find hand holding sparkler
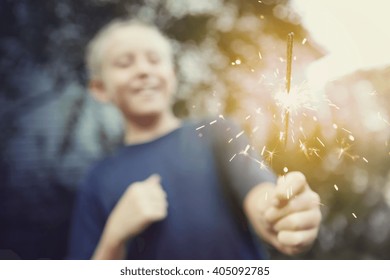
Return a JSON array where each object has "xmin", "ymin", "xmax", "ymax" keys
[{"xmin": 244, "ymin": 172, "xmax": 322, "ymax": 255}]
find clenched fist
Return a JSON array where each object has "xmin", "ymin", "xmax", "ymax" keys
[
  {"xmin": 93, "ymin": 174, "xmax": 168, "ymax": 259},
  {"xmin": 244, "ymin": 171, "xmax": 322, "ymax": 256}
]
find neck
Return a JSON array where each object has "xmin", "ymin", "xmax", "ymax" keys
[{"xmin": 124, "ymin": 111, "xmax": 181, "ymax": 145}]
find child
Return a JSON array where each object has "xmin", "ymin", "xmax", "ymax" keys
[{"xmin": 68, "ymin": 18, "xmax": 321, "ymax": 259}]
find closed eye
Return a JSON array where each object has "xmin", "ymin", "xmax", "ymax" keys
[{"xmin": 114, "ymin": 55, "xmax": 134, "ymax": 68}]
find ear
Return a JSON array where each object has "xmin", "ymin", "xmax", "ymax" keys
[{"xmin": 88, "ymin": 79, "xmax": 111, "ymax": 103}]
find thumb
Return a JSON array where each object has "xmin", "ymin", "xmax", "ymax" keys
[
  {"xmin": 273, "ymin": 175, "xmax": 289, "ymax": 207},
  {"xmin": 145, "ymin": 174, "xmax": 161, "ymax": 185}
]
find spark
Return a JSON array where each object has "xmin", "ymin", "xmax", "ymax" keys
[
  {"xmin": 329, "ymin": 103, "xmax": 340, "ymax": 110},
  {"xmin": 283, "ymin": 167, "xmax": 289, "ymax": 173},
  {"xmin": 362, "ymin": 157, "xmax": 368, "ymax": 163},
  {"xmin": 264, "ymin": 149, "xmax": 276, "ymax": 164},
  {"xmin": 352, "ymin": 213, "xmax": 357, "ymax": 219},
  {"xmin": 299, "ymin": 126, "xmax": 307, "ymax": 139},
  {"xmin": 240, "ymin": 144, "xmax": 251, "ymax": 155},
  {"xmin": 316, "ymin": 137, "xmax": 325, "ymax": 147},
  {"xmin": 209, "ymin": 120, "xmax": 217, "ymax": 125},
  {"xmin": 348, "ymin": 135, "xmax": 355, "ymax": 141},
  {"xmin": 299, "ymin": 140, "xmax": 310, "ymax": 159},
  {"xmin": 302, "ymin": 38, "xmax": 307, "ymax": 45},
  {"xmin": 342, "ymin": 127, "xmax": 352, "ymax": 134},
  {"xmin": 236, "ymin": 130, "xmax": 245, "ymax": 138},
  {"xmin": 334, "ymin": 184, "xmax": 339, "ymax": 191},
  {"xmin": 258, "ymin": 51, "xmax": 263, "ymax": 60},
  {"xmin": 333, "ymin": 123, "xmax": 338, "ymax": 129},
  {"xmin": 240, "ymin": 151, "xmax": 268, "ymax": 170},
  {"xmin": 378, "ymin": 112, "xmax": 390, "ymax": 126},
  {"xmin": 235, "ymin": 59, "xmax": 241, "ymax": 65},
  {"xmin": 261, "ymin": 145, "xmax": 266, "ymax": 156},
  {"xmin": 309, "ymin": 148, "xmax": 321, "ymax": 158},
  {"xmin": 245, "ymin": 115, "xmax": 251, "ymax": 120},
  {"xmin": 218, "ymin": 114, "xmax": 225, "ymax": 120},
  {"xmin": 252, "ymin": 126, "xmax": 259, "ymax": 133},
  {"xmin": 337, "ymin": 140, "xmax": 359, "ymax": 161},
  {"xmin": 228, "ymin": 138, "xmax": 233, "ymax": 143},
  {"xmin": 196, "ymin": 125, "xmax": 205, "ymax": 130},
  {"xmin": 229, "ymin": 154, "xmax": 237, "ymax": 162},
  {"xmin": 264, "ymin": 191, "xmax": 268, "ymax": 201}
]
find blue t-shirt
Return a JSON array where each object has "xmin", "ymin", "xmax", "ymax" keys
[{"xmin": 68, "ymin": 119, "xmax": 276, "ymax": 259}]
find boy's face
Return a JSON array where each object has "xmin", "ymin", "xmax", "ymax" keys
[{"xmin": 93, "ymin": 25, "xmax": 176, "ymax": 119}]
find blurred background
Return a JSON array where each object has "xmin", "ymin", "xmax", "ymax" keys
[{"xmin": 0, "ymin": 0, "xmax": 389, "ymax": 259}]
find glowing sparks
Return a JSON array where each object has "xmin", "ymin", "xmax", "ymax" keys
[
  {"xmin": 209, "ymin": 120, "xmax": 217, "ymax": 125},
  {"xmin": 229, "ymin": 154, "xmax": 237, "ymax": 162},
  {"xmin": 334, "ymin": 184, "xmax": 339, "ymax": 191},
  {"xmin": 274, "ymin": 85, "xmax": 315, "ymax": 113},
  {"xmin": 218, "ymin": 114, "xmax": 225, "ymax": 120},
  {"xmin": 362, "ymin": 157, "xmax": 368, "ymax": 163},
  {"xmin": 228, "ymin": 138, "xmax": 233, "ymax": 143},
  {"xmin": 196, "ymin": 125, "xmax": 205, "ymax": 131},
  {"xmin": 352, "ymin": 213, "xmax": 357, "ymax": 219},
  {"xmin": 283, "ymin": 167, "xmax": 289, "ymax": 173},
  {"xmin": 235, "ymin": 59, "xmax": 241, "ymax": 65},
  {"xmin": 302, "ymin": 38, "xmax": 307, "ymax": 45}
]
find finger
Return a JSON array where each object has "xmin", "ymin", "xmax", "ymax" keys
[
  {"xmin": 274, "ymin": 172, "xmax": 307, "ymax": 206},
  {"xmin": 277, "ymin": 228, "xmax": 318, "ymax": 248},
  {"xmin": 273, "ymin": 208, "xmax": 322, "ymax": 232},
  {"xmin": 265, "ymin": 191, "xmax": 320, "ymax": 224}
]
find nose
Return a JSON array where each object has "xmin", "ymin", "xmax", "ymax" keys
[{"xmin": 134, "ymin": 57, "xmax": 152, "ymax": 77}]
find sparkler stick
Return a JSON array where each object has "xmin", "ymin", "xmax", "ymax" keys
[{"xmin": 284, "ymin": 32, "xmax": 294, "ymax": 147}]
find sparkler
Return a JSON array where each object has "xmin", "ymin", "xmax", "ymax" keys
[{"xmin": 283, "ymin": 32, "xmax": 294, "ymax": 148}]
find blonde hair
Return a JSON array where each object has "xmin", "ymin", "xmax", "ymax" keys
[{"xmin": 85, "ymin": 18, "xmax": 173, "ymax": 80}]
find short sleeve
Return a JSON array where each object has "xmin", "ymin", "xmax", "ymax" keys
[
  {"xmin": 209, "ymin": 119, "xmax": 276, "ymax": 205},
  {"xmin": 67, "ymin": 170, "xmax": 107, "ymax": 259}
]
